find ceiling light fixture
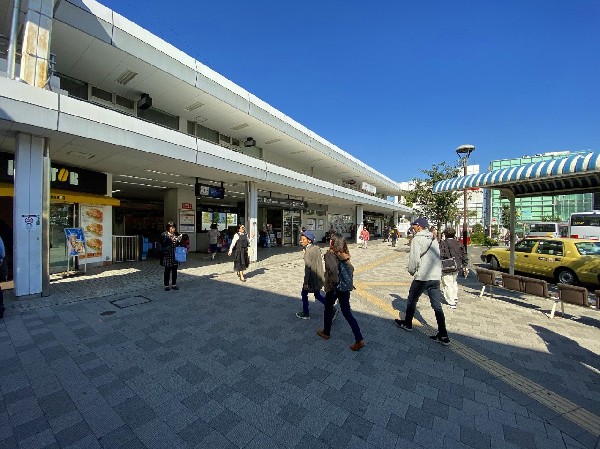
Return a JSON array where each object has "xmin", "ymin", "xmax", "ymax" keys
[{"xmin": 265, "ymin": 139, "xmax": 282, "ymax": 145}]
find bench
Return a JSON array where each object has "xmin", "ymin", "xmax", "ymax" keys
[
  {"xmin": 475, "ymin": 267, "xmax": 499, "ymax": 297},
  {"xmin": 475, "ymin": 268, "xmax": 562, "ymax": 318}
]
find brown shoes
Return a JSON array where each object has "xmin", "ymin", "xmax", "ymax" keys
[
  {"xmin": 316, "ymin": 329, "xmax": 330, "ymax": 340},
  {"xmin": 350, "ymin": 340, "xmax": 365, "ymax": 351}
]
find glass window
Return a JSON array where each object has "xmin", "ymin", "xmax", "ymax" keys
[
  {"xmin": 515, "ymin": 240, "xmax": 536, "ymax": 253},
  {"xmin": 536, "ymin": 240, "xmax": 563, "ymax": 256},
  {"xmin": 58, "ymin": 74, "xmax": 88, "ymax": 100},
  {"xmin": 574, "ymin": 242, "xmax": 600, "ymax": 256},
  {"xmin": 196, "ymin": 125, "xmax": 219, "ymax": 143},
  {"xmin": 138, "ymin": 108, "xmax": 179, "ymax": 130}
]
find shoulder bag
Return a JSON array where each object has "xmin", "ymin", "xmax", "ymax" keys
[{"xmin": 440, "ymin": 240, "xmax": 458, "ymax": 273}]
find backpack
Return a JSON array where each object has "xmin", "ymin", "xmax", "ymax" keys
[{"xmin": 337, "ymin": 260, "xmax": 355, "ymax": 292}]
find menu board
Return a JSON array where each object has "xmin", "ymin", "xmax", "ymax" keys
[{"xmin": 80, "ymin": 205, "xmax": 107, "ymax": 259}]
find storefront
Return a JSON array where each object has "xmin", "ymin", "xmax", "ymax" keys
[
  {"xmin": 0, "ymin": 152, "xmax": 119, "ymax": 276},
  {"xmin": 258, "ymin": 197, "xmax": 308, "ymax": 246}
]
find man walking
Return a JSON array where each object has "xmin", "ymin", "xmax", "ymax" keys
[
  {"xmin": 440, "ymin": 227, "xmax": 469, "ymax": 309},
  {"xmin": 296, "ymin": 230, "xmax": 338, "ymax": 320},
  {"xmin": 394, "ymin": 217, "xmax": 450, "ymax": 345}
]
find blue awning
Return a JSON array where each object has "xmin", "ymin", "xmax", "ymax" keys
[{"xmin": 433, "ymin": 151, "xmax": 600, "ymax": 197}]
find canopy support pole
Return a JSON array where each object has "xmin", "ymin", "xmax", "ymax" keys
[{"xmin": 501, "ymin": 189, "xmax": 516, "ymax": 275}]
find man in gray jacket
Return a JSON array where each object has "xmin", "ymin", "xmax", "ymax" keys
[
  {"xmin": 296, "ymin": 230, "xmax": 329, "ymax": 319},
  {"xmin": 394, "ymin": 217, "xmax": 450, "ymax": 345}
]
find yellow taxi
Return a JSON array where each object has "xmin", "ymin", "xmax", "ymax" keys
[{"xmin": 481, "ymin": 238, "xmax": 600, "ymax": 285}]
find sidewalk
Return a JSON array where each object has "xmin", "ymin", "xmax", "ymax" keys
[{"xmin": 1, "ymin": 239, "xmax": 599, "ymax": 448}]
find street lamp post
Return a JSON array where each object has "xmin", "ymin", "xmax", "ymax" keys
[{"xmin": 456, "ymin": 144, "xmax": 475, "ymax": 253}]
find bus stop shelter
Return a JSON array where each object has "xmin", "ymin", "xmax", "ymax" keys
[{"xmin": 433, "ymin": 151, "xmax": 600, "ymax": 274}]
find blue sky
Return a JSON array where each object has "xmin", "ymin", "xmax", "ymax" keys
[{"xmin": 101, "ymin": 0, "xmax": 599, "ymax": 182}]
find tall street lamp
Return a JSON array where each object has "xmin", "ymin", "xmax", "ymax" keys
[{"xmin": 456, "ymin": 144, "xmax": 475, "ymax": 253}]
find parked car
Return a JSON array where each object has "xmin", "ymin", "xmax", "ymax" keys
[{"xmin": 480, "ymin": 238, "xmax": 600, "ymax": 285}]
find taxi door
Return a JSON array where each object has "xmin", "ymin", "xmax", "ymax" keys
[
  {"xmin": 530, "ymin": 240, "xmax": 564, "ymax": 277},
  {"xmin": 513, "ymin": 239, "xmax": 538, "ymax": 272}
]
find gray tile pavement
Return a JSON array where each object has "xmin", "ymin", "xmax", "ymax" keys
[{"xmin": 0, "ymin": 240, "xmax": 599, "ymax": 448}]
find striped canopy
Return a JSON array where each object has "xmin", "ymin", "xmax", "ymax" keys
[{"xmin": 433, "ymin": 151, "xmax": 600, "ymax": 197}]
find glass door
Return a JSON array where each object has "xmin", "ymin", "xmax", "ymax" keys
[{"xmin": 50, "ymin": 203, "xmax": 76, "ymax": 273}]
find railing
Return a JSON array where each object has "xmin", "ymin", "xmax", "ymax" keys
[{"xmin": 112, "ymin": 235, "xmax": 139, "ymax": 262}]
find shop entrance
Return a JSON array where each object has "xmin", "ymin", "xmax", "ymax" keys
[{"xmin": 50, "ymin": 203, "xmax": 77, "ymax": 273}]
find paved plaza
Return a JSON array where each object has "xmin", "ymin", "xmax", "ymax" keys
[{"xmin": 1, "ymin": 240, "xmax": 599, "ymax": 449}]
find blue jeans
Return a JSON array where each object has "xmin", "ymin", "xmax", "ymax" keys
[
  {"xmin": 403, "ymin": 280, "xmax": 448, "ymax": 338},
  {"xmin": 301, "ymin": 289, "xmax": 326, "ymax": 315},
  {"xmin": 323, "ymin": 290, "xmax": 363, "ymax": 342}
]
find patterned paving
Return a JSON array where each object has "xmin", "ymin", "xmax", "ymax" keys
[{"xmin": 0, "ymin": 240, "xmax": 599, "ymax": 448}]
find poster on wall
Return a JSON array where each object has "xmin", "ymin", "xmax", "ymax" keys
[
  {"xmin": 179, "ymin": 210, "xmax": 195, "ymax": 233},
  {"xmin": 80, "ymin": 205, "xmax": 108, "ymax": 259},
  {"xmin": 306, "ymin": 219, "xmax": 315, "ymax": 231}
]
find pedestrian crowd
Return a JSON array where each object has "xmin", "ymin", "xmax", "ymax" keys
[{"xmin": 1, "ymin": 217, "xmax": 468, "ymax": 352}]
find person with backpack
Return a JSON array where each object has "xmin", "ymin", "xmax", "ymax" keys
[
  {"xmin": 316, "ymin": 233, "xmax": 365, "ymax": 351},
  {"xmin": 439, "ymin": 228, "xmax": 469, "ymax": 309}
]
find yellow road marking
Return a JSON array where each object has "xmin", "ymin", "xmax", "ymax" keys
[
  {"xmin": 353, "ymin": 253, "xmax": 600, "ymax": 437},
  {"xmin": 357, "ymin": 281, "xmax": 411, "ymax": 287}
]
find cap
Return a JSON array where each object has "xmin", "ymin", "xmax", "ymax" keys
[
  {"xmin": 167, "ymin": 221, "xmax": 175, "ymax": 227},
  {"xmin": 410, "ymin": 217, "xmax": 429, "ymax": 228},
  {"xmin": 301, "ymin": 230, "xmax": 316, "ymax": 242}
]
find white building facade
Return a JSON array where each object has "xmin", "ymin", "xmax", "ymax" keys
[{"xmin": 0, "ymin": 0, "xmax": 412, "ymax": 296}]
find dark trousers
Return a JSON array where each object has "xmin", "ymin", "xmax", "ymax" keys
[
  {"xmin": 301, "ymin": 289, "xmax": 326, "ymax": 315},
  {"xmin": 391, "ymin": 237, "xmax": 397, "ymax": 247},
  {"xmin": 164, "ymin": 266, "xmax": 177, "ymax": 286},
  {"xmin": 323, "ymin": 290, "xmax": 363, "ymax": 342},
  {"xmin": 403, "ymin": 279, "xmax": 448, "ymax": 338}
]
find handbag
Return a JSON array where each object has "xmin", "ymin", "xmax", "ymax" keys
[
  {"xmin": 174, "ymin": 246, "xmax": 187, "ymax": 263},
  {"xmin": 441, "ymin": 257, "xmax": 458, "ymax": 273},
  {"xmin": 337, "ymin": 260, "xmax": 355, "ymax": 292},
  {"xmin": 440, "ymin": 240, "xmax": 457, "ymax": 273}
]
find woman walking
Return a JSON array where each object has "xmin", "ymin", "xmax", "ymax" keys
[
  {"xmin": 228, "ymin": 224, "xmax": 250, "ymax": 281},
  {"xmin": 317, "ymin": 233, "xmax": 365, "ymax": 351},
  {"xmin": 160, "ymin": 221, "xmax": 181, "ymax": 291}
]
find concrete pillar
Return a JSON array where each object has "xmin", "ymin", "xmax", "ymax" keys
[
  {"xmin": 13, "ymin": 133, "xmax": 44, "ymax": 296},
  {"xmin": 164, "ymin": 188, "xmax": 197, "ymax": 250},
  {"xmin": 19, "ymin": 0, "xmax": 55, "ymax": 87},
  {"xmin": 393, "ymin": 211, "xmax": 399, "ymax": 227},
  {"xmin": 355, "ymin": 205, "xmax": 364, "ymax": 244},
  {"xmin": 245, "ymin": 181, "xmax": 258, "ymax": 262}
]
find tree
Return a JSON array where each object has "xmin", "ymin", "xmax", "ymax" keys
[
  {"xmin": 500, "ymin": 204, "xmax": 521, "ymax": 229},
  {"xmin": 405, "ymin": 162, "xmax": 461, "ymax": 236}
]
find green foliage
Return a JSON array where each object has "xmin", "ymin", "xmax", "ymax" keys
[
  {"xmin": 500, "ymin": 204, "xmax": 521, "ymax": 228},
  {"xmin": 470, "ymin": 230, "xmax": 498, "ymax": 246},
  {"xmin": 472, "ymin": 223, "xmax": 484, "ymax": 234},
  {"xmin": 406, "ymin": 161, "xmax": 461, "ymax": 231}
]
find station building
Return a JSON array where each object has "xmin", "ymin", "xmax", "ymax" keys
[{"xmin": 0, "ymin": 0, "xmax": 413, "ymax": 296}]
